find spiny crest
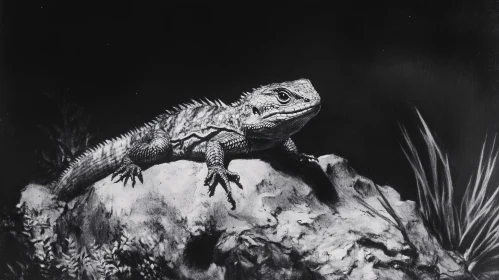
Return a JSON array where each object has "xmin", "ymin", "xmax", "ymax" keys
[
  {"xmin": 230, "ymin": 91, "xmax": 252, "ymax": 107},
  {"xmin": 229, "ymin": 83, "xmax": 279, "ymax": 107},
  {"xmin": 166, "ymin": 97, "xmax": 228, "ymax": 113}
]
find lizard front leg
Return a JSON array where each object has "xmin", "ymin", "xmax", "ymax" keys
[
  {"xmin": 204, "ymin": 132, "xmax": 249, "ymax": 210},
  {"xmin": 281, "ymin": 137, "xmax": 339, "ymax": 203},
  {"xmin": 282, "ymin": 138, "xmax": 319, "ymax": 163},
  {"xmin": 112, "ymin": 129, "xmax": 171, "ymax": 187}
]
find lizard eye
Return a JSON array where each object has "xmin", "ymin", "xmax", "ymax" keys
[
  {"xmin": 275, "ymin": 88, "xmax": 291, "ymax": 103},
  {"xmin": 252, "ymin": 106, "xmax": 260, "ymax": 115}
]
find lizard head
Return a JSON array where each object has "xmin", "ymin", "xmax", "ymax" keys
[{"xmin": 238, "ymin": 78, "xmax": 321, "ymax": 140}]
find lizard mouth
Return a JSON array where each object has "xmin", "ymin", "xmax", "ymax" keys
[{"xmin": 262, "ymin": 104, "xmax": 321, "ymax": 120}]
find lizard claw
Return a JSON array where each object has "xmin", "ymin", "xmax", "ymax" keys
[
  {"xmin": 227, "ymin": 170, "xmax": 240, "ymax": 182},
  {"xmin": 131, "ymin": 167, "xmax": 142, "ymax": 187},
  {"xmin": 204, "ymin": 166, "xmax": 240, "ymax": 210},
  {"xmin": 111, "ymin": 165, "xmax": 126, "ymax": 180},
  {"xmin": 299, "ymin": 153, "xmax": 319, "ymax": 164},
  {"xmin": 113, "ymin": 163, "xmax": 143, "ymax": 187}
]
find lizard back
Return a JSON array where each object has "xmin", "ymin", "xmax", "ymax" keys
[{"xmin": 159, "ymin": 100, "xmax": 244, "ymax": 159}]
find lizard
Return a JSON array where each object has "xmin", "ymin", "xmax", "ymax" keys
[{"xmin": 51, "ymin": 78, "xmax": 323, "ymax": 210}]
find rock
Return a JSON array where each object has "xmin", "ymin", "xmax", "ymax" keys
[{"xmin": 19, "ymin": 154, "xmax": 469, "ymax": 279}]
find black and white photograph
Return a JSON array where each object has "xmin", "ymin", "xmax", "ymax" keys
[{"xmin": 1, "ymin": 1, "xmax": 499, "ymax": 279}]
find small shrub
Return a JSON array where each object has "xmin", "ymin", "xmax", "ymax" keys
[
  {"xmin": 1, "ymin": 208, "xmax": 179, "ymax": 280},
  {"xmin": 401, "ymin": 108, "xmax": 499, "ymax": 276},
  {"xmin": 37, "ymin": 91, "xmax": 93, "ymax": 182}
]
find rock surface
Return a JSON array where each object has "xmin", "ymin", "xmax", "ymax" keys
[{"xmin": 19, "ymin": 154, "xmax": 469, "ymax": 279}]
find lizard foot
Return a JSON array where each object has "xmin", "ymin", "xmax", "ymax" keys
[
  {"xmin": 204, "ymin": 166, "xmax": 241, "ymax": 210},
  {"xmin": 112, "ymin": 162, "xmax": 143, "ymax": 187},
  {"xmin": 298, "ymin": 153, "xmax": 319, "ymax": 164}
]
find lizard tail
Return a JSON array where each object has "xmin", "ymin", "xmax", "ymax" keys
[{"xmin": 51, "ymin": 127, "xmax": 151, "ymax": 201}]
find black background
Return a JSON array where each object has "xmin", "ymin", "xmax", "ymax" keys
[{"xmin": 1, "ymin": 1, "xmax": 499, "ymax": 206}]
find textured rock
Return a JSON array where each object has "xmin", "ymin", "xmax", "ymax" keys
[{"xmin": 19, "ymin": 154, "xmax": 468, "ymax": 279}]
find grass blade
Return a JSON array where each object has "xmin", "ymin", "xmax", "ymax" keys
[{"xmin": 401, "ymin": 107, "xmax": 499, "ymax": 274}]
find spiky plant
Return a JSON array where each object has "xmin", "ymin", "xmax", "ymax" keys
[
  {"xmin": 401, "ymin": 108, "xmax": 499, "ymax": 275},
  {"xmin": 38, "ymin": 91, "xmax": 93, "ymax": 181}
]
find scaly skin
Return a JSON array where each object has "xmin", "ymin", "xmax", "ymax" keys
[{"xmin": 53, "ymin": 79, "xmax": 322, "ymax": 209}]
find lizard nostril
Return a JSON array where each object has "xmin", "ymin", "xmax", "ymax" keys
[{"xmin": 304, "ymin": 98, "xmax": 310, "ymax": 102}]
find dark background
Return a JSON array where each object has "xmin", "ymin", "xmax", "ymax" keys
[{"xmin": 1, "ymin": 1, "xmax": 499, "ymax": 206}]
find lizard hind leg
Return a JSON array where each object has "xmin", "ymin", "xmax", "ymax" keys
[
  {"xmin": 112, "ymin": 129, "xmax": 171, "ymax": 187},
  {"xmin": 112, "ymin": 157, "xmax": 144, "ymax": 187}
]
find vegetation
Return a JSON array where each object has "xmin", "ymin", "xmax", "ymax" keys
[
  {"xmin": 0, "ymin": 204, "xmax": 177, "ymax": 280},
  {"xmin": 37, "ymin": 91, "xmax": 93, "ymax": 182},
  {"xmin": 401, "ymin": 109, "xmax": 499, "ymax": 276}
]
